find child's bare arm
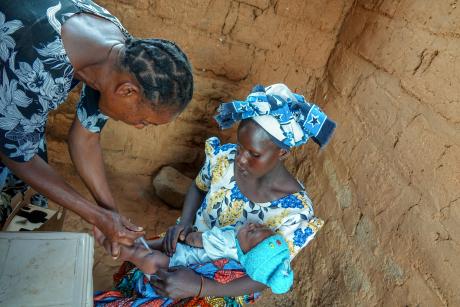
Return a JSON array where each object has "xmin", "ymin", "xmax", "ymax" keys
[
  {"xmin": 101, "ymin": 237, "xmax": 170, "ymax": 274},
  {"xmin": 146, "ymin": 238, "xmax": 164, "ymax": 251},
  {"xmin": 184, "ymin": 231, "xmax": 203, "ymax": 248}
]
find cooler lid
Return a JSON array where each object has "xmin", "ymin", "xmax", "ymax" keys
[{"xmin": 0, "ymin": 232, "xmax": 94, "ymax": 306}]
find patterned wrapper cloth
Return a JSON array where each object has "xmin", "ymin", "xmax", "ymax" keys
[{"xmin": 94, "ymin": 259, "xmax": 260, "ymax": 307}]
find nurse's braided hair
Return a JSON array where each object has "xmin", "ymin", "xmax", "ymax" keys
[{"xmin": 122, "ymin": 37, "xmax": 194, "ymax": 110}]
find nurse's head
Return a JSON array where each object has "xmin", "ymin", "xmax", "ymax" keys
[{"xmin": 99, "ymin": 38, "xmax": 194, "ymax": 129}]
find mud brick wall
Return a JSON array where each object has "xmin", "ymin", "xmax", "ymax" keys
[{"xmin": 276, "ymin": 1, "xmax": 459, "ymax": 306}]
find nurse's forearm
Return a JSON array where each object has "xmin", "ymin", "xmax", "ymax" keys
[
  {"xmin": 68, "ymin": 119, "xmax": 117, "ymax": 212},
  {"xmin": 0, "ymin": 152, "xmax": 104, "ymax": 226}
]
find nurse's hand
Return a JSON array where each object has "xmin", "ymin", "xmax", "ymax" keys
[{"xmin": 96, "ymin": 209, "xmax": 145, "ymax": 258}]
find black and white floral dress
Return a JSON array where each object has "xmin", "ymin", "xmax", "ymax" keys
[{"xmin": 0, "ymin": 0, "xmax": 129, "ymax": 223}]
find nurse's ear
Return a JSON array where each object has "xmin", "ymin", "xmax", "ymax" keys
[
  {"xmin": 114, "ymin": 81, "xmax": 143, "ymax": 108},
  {"xmin": 115, "ymin": 81, "xmax": 140, "ymax": 98}
]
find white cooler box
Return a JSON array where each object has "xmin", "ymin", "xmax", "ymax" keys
[{"xmin": 0, "ymin": 232, "xmax": 94, "ymax": 306}]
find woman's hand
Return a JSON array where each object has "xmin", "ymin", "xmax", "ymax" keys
[
  {"xmin": 150, "ymin": 267, "xmax": 201, "ymax": 300},
  {"xmin": 163, "ymin": 182, "xmax": 206, "ymax": 255},
  {"xmin": 163, "ymin": 223, "xmax": 194, "ymax": 256},
  {"xmin": 96, "ymin": 209, "xmax": 145, "ymax": 258}
]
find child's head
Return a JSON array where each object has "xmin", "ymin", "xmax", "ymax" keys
[
  {"xmin": 236, "ymin": 222, "xmax": 275, "ymax": 253},
  {"xmin": 236, "ymin": 223, "xmax": 293, "ymax": 294}
]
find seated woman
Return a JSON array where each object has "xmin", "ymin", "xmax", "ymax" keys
[{"xmin": 94, "ymin": 83, "xmax": 335, "ymax": 306}]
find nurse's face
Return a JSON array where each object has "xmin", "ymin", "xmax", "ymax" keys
[{"xmin": 99, "ymin": 86, "xmax": 180, "ymax": 129}]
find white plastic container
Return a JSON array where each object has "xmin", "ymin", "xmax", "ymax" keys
[{"xmin": 0, "ymin": 232, "xmax": 94, "ymax": 306}]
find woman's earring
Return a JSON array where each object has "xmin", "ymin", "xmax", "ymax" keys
[{"xmin": 280, "ymin": 149, "xmax": 290, "ymax": 160}]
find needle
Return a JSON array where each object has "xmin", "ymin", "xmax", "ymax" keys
[
  {"xmin": 137, "ymin": 236, "xmax": 153, "ymax": 279},
  {"xmin": 138, "ymin": 236, "xmax": 151, "ymax": 251}
]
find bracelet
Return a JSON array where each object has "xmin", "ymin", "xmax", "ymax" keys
[{"xmin": 196, "ymin": 275, "xmax": 204, "ymax": 298}]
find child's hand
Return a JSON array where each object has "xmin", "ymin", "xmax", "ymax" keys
[{"xmin": 184, "ymin": 232, "xmax": 203, "ymax": 248}]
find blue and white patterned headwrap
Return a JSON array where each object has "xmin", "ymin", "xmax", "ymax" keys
[{"xmin": 214, "ymin": 83, "xmax": 336, "ymax": 149}]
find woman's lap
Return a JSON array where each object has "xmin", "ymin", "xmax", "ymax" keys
[{"xmin": 94, "ymin": 259, "xmax": 261, "ymax": 307}]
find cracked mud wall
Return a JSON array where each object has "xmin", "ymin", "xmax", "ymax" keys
[
  {"xmin": 276, "ymin": 1, "xmax": 459, "ymax": 306},
  {"xmin": 46, "ymin": 0, "xmax": 459, "ymax": 306}
]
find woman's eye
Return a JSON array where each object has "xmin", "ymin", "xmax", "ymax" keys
[{"xmin": 250, "ymin": 152, "xmax": 260, "ymax": 158}]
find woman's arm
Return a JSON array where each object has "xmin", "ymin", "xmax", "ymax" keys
[
  {"xmin": 0, "ymin": 151, "xmax": 105, "ymax": 226},
  {"xmin": 163, "ymin": 182, "xmax": 206, "ymax": 256},
  {"xmin": 202, "ymin": 275, "xmax": 267, "ymax": 297},
  {"xmin": 0, "ymin": 151, "xmax": 142, "ymax": 248},
  {"xmin": 68, "ymin": 118, "xmax": 117, "ymax": 211},
  {"xmin": 151, "ymin": 268, "xmax": 267, "ymax": 299},
  {"xmin": 67, "ymin": 118, "xmax": 145, "ymax": 255},
  {"xmin": 179, "ymin": 182, "xmax": 206, "ymax": 226}
]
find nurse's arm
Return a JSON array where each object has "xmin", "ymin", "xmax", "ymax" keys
[
  {"xmin": 0, "ymin": 151, "xmax": 106, "ymax": 228},
  {"xmin": 68, "ymin": 117, "xmax": 117, "ymax": 212},
  {"xmin": 0, "ymin": 151, "xmax": 143, "ymax": 250}
]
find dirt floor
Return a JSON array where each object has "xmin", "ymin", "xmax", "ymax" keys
[{"xmin": 50, "ymin": 162, "xmax": 180, "ymax": 291}]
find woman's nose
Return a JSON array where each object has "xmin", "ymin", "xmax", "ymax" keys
[{"xmin": 237, "ymin": 151, "xmax": 248, "ymax": 165}]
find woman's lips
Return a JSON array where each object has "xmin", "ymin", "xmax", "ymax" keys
[{"xmin": 236, "ymin": 163, "xmax": 248, "ymax": 175}]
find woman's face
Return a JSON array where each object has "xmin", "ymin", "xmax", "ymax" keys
[
  {"xmin": 99, "ymin": 92, "xmax": 179, "ymax": 129},
  {"xmin": 236, "ymin": 120, "xmax": 285, "ymax": 178}
]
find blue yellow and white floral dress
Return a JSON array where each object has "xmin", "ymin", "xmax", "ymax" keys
[
  {"xmin": 194, "ymin": 137, "xmax": 324, "ymax": 259},
  {"xmin": 0, "ymin": 0, "xmax": 129, "ymax": 223}
]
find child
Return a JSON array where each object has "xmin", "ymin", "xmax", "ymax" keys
[{"xmin": 101, "ymin": 223, "xmax": 293, "ymax": 294}]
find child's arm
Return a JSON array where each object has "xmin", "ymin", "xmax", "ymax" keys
[
  {"xmin": 101, "ymin": 237, "xmax": 170, "ymax": 275},
  {"xmin": 184, "ymin": 231, "xmax": 203, "ymax": 248},
  {"xmin": 146, "ymin": 238, "xmax": 164, "ymax": 251}
]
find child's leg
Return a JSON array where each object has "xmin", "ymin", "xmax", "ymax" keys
[{"xmin": 103, "ymin": 239, "xmax": 170, "ymax": 274}]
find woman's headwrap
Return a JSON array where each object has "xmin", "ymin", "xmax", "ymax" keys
[{"xmin": 214, "ymin": 83, "xmax": 336, "ymax": 149}]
